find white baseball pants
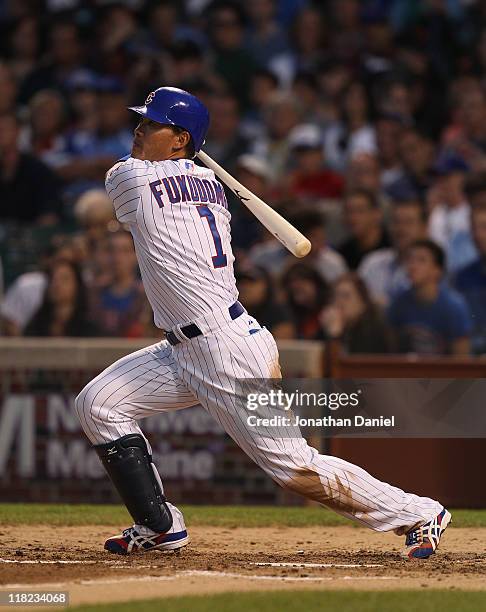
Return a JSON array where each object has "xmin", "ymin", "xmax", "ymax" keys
[{"xmin": 75, "ymin": 314, "xmax": 442, "ymax": 533}]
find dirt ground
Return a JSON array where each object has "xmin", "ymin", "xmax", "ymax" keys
[{"xmin": 1, "ymin": 525, "xmax": 485, "ymax": 607}]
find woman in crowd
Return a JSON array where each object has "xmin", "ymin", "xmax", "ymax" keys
[
  {"xmin": 25, "ymin": 259, "xmax": 98, "ymax": 337},
  {"xmin": 236, "ymin": 264, "xmax": 295, "ymax": 339},
  {"xmin": 320, "ymin": 273, "xmax": 392, "ymax": 353},
  {"xmin": 281, "ymin": 262, "xmax": 331, "ymax": 340},
  {"xmin": 324, "ymin": 81, "xmax": 376, "ymax": 172}
]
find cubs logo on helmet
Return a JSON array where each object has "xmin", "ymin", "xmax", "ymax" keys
[{"xmin": 128, "ymin": 87, "xmax": 210, "ymax": 152}]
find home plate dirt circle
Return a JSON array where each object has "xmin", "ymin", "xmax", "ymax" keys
[{"xmin": 2, "ymin": 525, "xmax": 485, "ymax": 607}]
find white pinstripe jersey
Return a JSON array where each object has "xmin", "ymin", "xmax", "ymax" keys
[{"xmin": 105, "ymin": 157, "xmax": 237, "ymax": 330}]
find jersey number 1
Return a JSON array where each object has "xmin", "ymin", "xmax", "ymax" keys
[{"xmin": 197, "ymin": 205, "xmax": 227, "ymax": 268}]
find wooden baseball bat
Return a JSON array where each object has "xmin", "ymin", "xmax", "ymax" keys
[{"xmin": 196, "ymin": 150, "xmax": 311, "ymax": 258}]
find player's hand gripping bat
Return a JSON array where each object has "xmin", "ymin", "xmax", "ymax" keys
[{"xmin": 196, "ymin": 150, "xmax": 311, "ymax": 258}]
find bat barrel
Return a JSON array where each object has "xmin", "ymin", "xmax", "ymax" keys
[{"xmin": 197, "ymin": 150, "xmax": 312, "ymax": 259}]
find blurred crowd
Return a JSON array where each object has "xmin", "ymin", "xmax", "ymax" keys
[{"xmin": 0, "ymin": 0, "xmax": 486, "ymax": 356}]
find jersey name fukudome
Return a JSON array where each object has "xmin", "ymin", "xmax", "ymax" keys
[{"xmin": 105, "ymin": 157, "xmax": 237, "ymax": 330}]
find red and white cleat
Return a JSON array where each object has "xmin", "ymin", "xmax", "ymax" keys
[
  {"xmin": 402, "ymin": 509, "xmax": 452, "ymax": 559},
  {"xmin": 104, "ymin": 504, "xmax": 189, "ymax": 555}
]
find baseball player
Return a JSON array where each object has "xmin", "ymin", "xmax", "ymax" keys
[{"xmin": 75, "ymin": 87, "xmax": 450, "ymax": 559}]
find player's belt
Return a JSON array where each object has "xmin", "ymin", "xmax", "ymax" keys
[{"xmin": 165, "ymin": 301, "xmax": 244, "ymax": 346}]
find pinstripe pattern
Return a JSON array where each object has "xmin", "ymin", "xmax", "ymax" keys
[
  {"xmin": 105, "ymin": 157, "xmax": 237, "ymax": 331},
  {"xmin": 173, "ymin": 317, "xmax": 442, "ymax": 533},
  {"xmin": 75, "ymin": 157, "xmax": 443, "ymax": 534},
  {"xmin": 75, "ymin": 315, "xmax": 442, "ymax": 533},
  {"xmin": 75, "ymin": 341, "xmax": 199, "ymax": 445}
]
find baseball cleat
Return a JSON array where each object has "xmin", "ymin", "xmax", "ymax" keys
[
  {"xmin": 104, "ymin": 504, "xmax": 189, "ymax": 555},
  {"xmin": 402, "ymin": 508, "xmax": 452, "ymax": 559}
]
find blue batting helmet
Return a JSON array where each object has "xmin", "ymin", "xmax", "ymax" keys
[{"xmin": 128, "ymin": 87, "xmax": 210, "ymax": 152}]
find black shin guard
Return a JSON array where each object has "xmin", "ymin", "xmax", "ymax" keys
[{"xmin": 95, "ymin": 434, "xmax": 173, "ymax": 533}]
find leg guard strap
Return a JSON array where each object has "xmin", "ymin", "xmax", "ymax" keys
[{"xmin": 95, "ymin": 434, "xmax": 173, "ymax": 533}]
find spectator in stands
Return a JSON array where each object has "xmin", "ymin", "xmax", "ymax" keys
[
  {"xmin": 359, "ymin": 199, "xmax": 428, "ymax": 305},
  {"xmin": 230, "ymin": 155, "xmax": 269, "ymax": 252},
  {"xmin": 0, "ymin": 62, "xmax": 17, "ymax": 115},
  {"xmin": 388, "ymin": 240, "xmax": 471, "ymax": 355},
  {"xmin": 329, "ymin": 0, "xmax": 362, "ymax": 63},
  {"xmin": 169, "ymin": 41, "xmax": 207, "ymax": 89},
  {"xmin": 74, "ymin": 189, "xmax": 117, "ymax": 246},
  {"xmin": 236, "ymin": 264, "xmax": 294, "ymax": 339},
  {"xmin": 281, "ymin": 262, "xmax": 331, "ymax": 340},
  {"xmin": 87, "ymin": 234, "xmax": 113, "ymax": 291},
  {"xmin": 0, "ymin": 114, "xmax": 62, "ymax": 223},
  {"xmin": 65, "ymin": 70, "xmax": 99, "ymax": 133},
  {"xmin": 290, "ymin": 6, "xmax": 328, "ymax": 77},
  {"xmin": 290, "ymin": 71, "xmax": 323, "ymax": 125},
  {"xmin": 360, "ymin": 15, "xmax": 396, "ymax": 82},
  {"xmin": 454, "ymin": 204, "xmax": 486, "ymax": 355},
  {"xmin": 18, "ymin": 20, "xmax": 85, "ymax": 103},
  {"xmin": 286, "ymin": 123, "xmax": 344, "ymax": 202},
  {"xmin": 376, "ymin": 79, "xmax": 414, "ymax": 124},
  {"xmin": 24, "ymin": 259, "xmax": 98, "ymax": 337},
  {"xmin": 345, "ymin": 151, "xmax": 392, "ymax": 238},
  {"xmin": 320, "ymin": 273, "xmax": 392, "ymax": 353},
  {"xmin": 204, "ymin": 93, "xmax": 250, "ymax": 171},
  {"xmin": 465, "ymin": 171, "xmax": 486, "ymax": 209},
  {"xmin": 96, "ymin": 3, "xmax": 138, "ymax": 58},
  {"xmin": 1, "ymin": 237, "xmax": 77, "ymax": 336},
  {"xmin": 241, "ymin": 68, "xmax": 280, "ymax": 140},
  {"xmin": 245, "ymin": 0, "xmax": 288, "ymax": 68},
  {"xmin": 1, "ymin": 271, "xmax": 47, "ymax": 336},
  {"xmin": 386, "ymin": 128, "xmax": 435, "ymax": 201},
  {"xmin": 7, "ymin": 16, "xmax": 40, "ymax": 85},
  {"xmin": 251, "ymin": 209, "xmax": 347, "ymax": 283},
  {"xmin": 73, "ymin": 189, "xmax": 117, "ymax": 286},
  {"xmin": 315, "ymin": 59, "xmax": 352, "ymax": 126},
  {"xmin": 324, "ymin": 81, "xmax": 376, "ymax": 172},
  {"xmin": 143, "ymin": 0, "xmax": 202, "ymax": 52},
  {"xmin": 21, "ymin": 89, "xmax": 67, "ymax": 168},
  {"xmin": 89, "ymin": 230, "xmax": 146, "ymax": 338},
  {"xmin": 338, "ymin": 189, "xmax": 390, "ymax": 269},
  {"xmin": 208, "ymin": 2, "xmax": 257, "ymax": 108},
  {"xmin": 428, "ymin": 153, "xmax": 477, "ymax": 274},
  {"xmin": 375, "ymin": 113, "xmax": 407, "ymax": 190},
  {"xmin": 445, "ymin": 87, "xmax": 486, "ymax": 168},
  {"xmin": 254, "ymin": 92, "xmax": 301, "ymax": 180},
  {"xmin": 59, "ymin": 80, "xmax": 132, "ymax": 192},
  {"xmin": 292, "ymin": 209, "xmax": 347, "ymax": 283},
  {"xmin": 345, "ymin": 152, "xmax": 384, "ymax": 202},
  {"xmin": 316, "ymin": 56, "xmax": 353, "ymax": 119}
]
